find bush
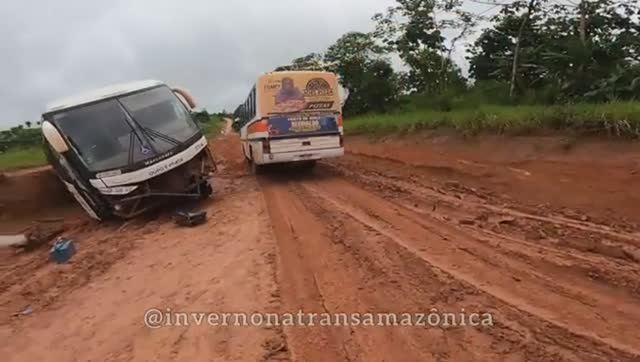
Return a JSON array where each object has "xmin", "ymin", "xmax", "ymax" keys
[
  {"xmin": 345, "ymin": 101, "xmax": 640, "ymax": 138},
  {"xmin": 0, "ymin": 127, "xmax": 42, "ymax": 149}
]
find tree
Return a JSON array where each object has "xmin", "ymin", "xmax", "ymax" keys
[
  {"xmin": 544, "ymin": 0, "xmax": 640, "ymax": 100},
  {"xmin": 24, "ymin": 121, "xmax": 32, "ymax": 128},
  {"xmin": 468, "ymin": 0, "xmax": 548, "ymax": 97},
  {"xmin": 468, "ymin": 0, "xmax": 639, "ymax": 102},
  {"xmin": 357, "ymin": 60, "xmax": 401, "ymax": 113},
  {"xmin": 510, "ymin": 0, "xmax": 539, "ymax": 98},
  {"xmin": 275, "ymin": 53, "xmax": 325, "ymax": 71},
  {"xmin": 1, "ymin": 125, "xmax": 42, "ymax": 149},
  {"xmin": 373, "ymin": 0, "xmax": 472, "ymax": 94},
  {"xmin": 192, "ymin": 109, "xmax": 211, "ymax": 123},
  {"xmin": 324, "ymin": 32, "xmax": 400, "ymax": 115}
]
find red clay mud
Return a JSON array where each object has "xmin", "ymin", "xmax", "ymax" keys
[{"xmin": 0, "ymin": 130, "xmax": 638, "ymax": 361}]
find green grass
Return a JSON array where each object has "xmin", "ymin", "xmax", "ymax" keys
[
  {"xmin": 345, "ymin": 101, "xmax": 640, "ymax": 138},
  {"xmin": 199, "ymin": 117, "xmax": 225, "ymax": 137},
  {"xmin": 0, "ymin": 146, "xmax": 46, "ymax": 172}
]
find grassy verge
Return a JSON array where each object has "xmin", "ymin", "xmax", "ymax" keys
[
  {"xmin": 345, "ymin": 101, "xmax": 640, "ymax": 138},
  {"xmin": 199, "ymin": 117, "xmax": 225, "ymax": 137},
  {"xmin": 0, "ymin": 146, "xmax": 46, "ymax": 172}
]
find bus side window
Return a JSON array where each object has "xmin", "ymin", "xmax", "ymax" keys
[{"xmin": 251, "ymin": 86, "xmax": 257, "ymax": 119}]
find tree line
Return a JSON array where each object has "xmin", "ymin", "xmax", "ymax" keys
[
  {"xmin": 0, "ymin": 122, "xmax": 42, "ymax": 152},
  {"xmin": 275, "ymin": 0, "xmax": 640, "ymax": 116}
]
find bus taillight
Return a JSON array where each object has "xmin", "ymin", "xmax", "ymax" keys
[
  {"xmin": 337, "ymin": 114, "xmax": 344, "ymax": 127},
  {"xmin": 262, "ymin": 139, "xmax": 271, "ymax": 154}
]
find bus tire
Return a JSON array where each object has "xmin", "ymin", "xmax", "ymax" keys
[
  {"xmin": 198, "ymin": 180, "xmax": 213, "ymax": 199},
  {"xmin": 249, "ymin": 160, "xmax": 262, "ymax": 175},
  {"xmin": 301, "ymin": 160, "xmax": 317, "ymax": 171}
]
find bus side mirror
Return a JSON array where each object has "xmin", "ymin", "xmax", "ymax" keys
[
  {"xmin": 172, "ymin": 87, "xmax": 196, "ymax": 111},
  {"xmin": 42, "ymin": 121, "xmax": 69, "ymax": 153}
]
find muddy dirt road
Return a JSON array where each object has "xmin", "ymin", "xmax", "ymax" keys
[{"xmin": 1, "ymin": 130, "xmax": 639, "ymax": 361}]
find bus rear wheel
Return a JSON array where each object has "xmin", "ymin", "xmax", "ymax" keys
[
  {"xmin": 301, "ymin": 160, "xmax": 316, "ymax": 171},
  {"xmin": 247, "ymin": 159, "xmax": 262, "ymax": 175}
]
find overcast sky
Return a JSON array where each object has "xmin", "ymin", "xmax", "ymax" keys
[{"xmin": 1, "ymin": 0, "xmax": 496, "ymax": 129}]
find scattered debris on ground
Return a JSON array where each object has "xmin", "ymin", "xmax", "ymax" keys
[
  {"xmin": 173, "ymin": 210, "xmax": 208, "ymax": 227},
  {"xmin": 0, "ymin": 234, "xmax": 27, "ymax": 248}
]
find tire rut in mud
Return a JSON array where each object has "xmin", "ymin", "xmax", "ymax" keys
[
  {"xmin": 260, "ymin": 169, "xmax": 640, "ymax": 361},
  {"xmin": 326, "ymin": 157, "xmax": 640, "ymax": 297}
]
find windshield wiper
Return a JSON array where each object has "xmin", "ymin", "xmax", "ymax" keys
[
  {"xmin": 141, "ymin": 127, "xmax": 181, "ymax": 146},
  {"xmin": 128, "ymin": 131, "xmax": 135, "ymax": 165},
  {"xmin": 65, "ymin": 136, "xmax": 84, "ymax": 157}
]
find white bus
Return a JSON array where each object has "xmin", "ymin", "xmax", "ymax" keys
[
  {"xmin": 232, "ymin": 71, "xmax": 344, "ymax": 173},
  {"xmin": 41, "ymin": 80, "xmax": 216, "ymax": 220}
]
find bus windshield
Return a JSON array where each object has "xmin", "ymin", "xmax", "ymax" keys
[
  {"xmin": 119, "ymin": 86, "xmax": 200, "ymax": 149},
  {"xmin": 53, "ymin": 100, "xmax": 135, "ymax": 172},
  {"xmin": 52, "ymin": 86, "xmax": 200, "ymax": 172}
]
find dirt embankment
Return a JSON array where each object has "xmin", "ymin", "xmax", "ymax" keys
[
  {"xmin": 0, "ymin": 167, "xmax": 76, "ymax": 233},
  {"xmin": 0, "ymin": 130, "xmax": 639, "ymax": 361},
  {"xmin": 346, "ymin": 132, "xmax": 640, "ymax": 224}
]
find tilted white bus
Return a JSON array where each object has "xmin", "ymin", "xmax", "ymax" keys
[
  {"xmin": 232, "ymin": 71, "xmax": 344, "ymax": 173},
  {"xmin": 41, "ymin": 80, "xmax": 216, "ymax": 220}
]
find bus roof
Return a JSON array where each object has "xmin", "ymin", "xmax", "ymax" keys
[{"xmin": 45, "ymin": 79, "xmax": 164, "ymax": 113}]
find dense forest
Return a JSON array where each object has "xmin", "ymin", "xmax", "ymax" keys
[{"xmin": 275, "ymin": 0, "xmax": 640, "ymax": 116}]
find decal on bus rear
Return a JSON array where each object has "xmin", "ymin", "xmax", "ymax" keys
[{"xmin": 267, "ymin": 114, "xmax": 338, "ymax": 137}]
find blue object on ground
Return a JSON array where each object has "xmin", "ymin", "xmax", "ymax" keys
[{"xmin": 49, "ymin": 238, "xmax": 76, "ymax": 264}]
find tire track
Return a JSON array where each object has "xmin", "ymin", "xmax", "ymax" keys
[
  {"xmin": 296, "ymin": 176, "xmax": 640, "ymax": 360},
  {"xmin": 328, "ymin": 157, "xmax": 640, "ymax": 244},
  {"xmin": 325, "ymin": 158, "xmax": 640, "ymax": 296},
  {"xmin": 262, "ymin": 177, "xmax": 520, "ymax": 361}
]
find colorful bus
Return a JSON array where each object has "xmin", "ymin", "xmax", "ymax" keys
[{"xmin": 232, "ymin": 71, "xmax": 344, "ymax": 173}]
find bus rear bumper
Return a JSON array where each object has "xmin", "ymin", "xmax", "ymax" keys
[{"xmin": 258, "ymin": 147, "xmax": 344, "ymax": 165}]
